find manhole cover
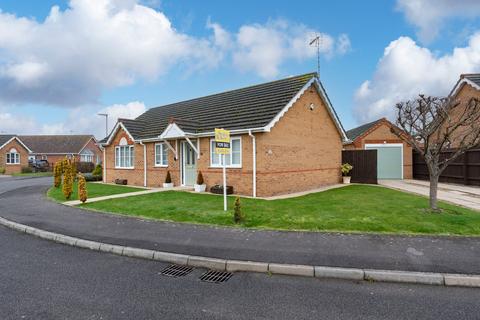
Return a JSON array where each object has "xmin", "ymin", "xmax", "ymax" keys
[
  {"xmin": 161, "ymin": 264, "xmax": 194, "ymax": 278},
  {"xmin": 199, "ymin": 270, "xmax": 233, "ymax": 283}
]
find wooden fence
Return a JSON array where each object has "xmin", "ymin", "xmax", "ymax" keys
[
  {"xmin": 413, "ymin": 149, "xmax": 480, "ymax": 186},
  {"xmin": 342, "ymin": 150, "xmax": 377, "ymax": 184}
]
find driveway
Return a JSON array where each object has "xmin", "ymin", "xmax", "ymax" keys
[{"xmin": 379, "ymin": 179, "xmax": 480, "ymax": 211}]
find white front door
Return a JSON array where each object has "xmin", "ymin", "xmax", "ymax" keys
[{"xmin": 182, "ymin": 141, "xmax": 197, "ymax": 186}]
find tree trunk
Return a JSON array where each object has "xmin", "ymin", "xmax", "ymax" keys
[{"xmin": 429, "ymin": 173, "xmax": 440, "ymax": 212}]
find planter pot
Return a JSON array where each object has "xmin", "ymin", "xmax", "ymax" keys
[
  {"xmin": 194, "ymin": 184, "xmax": 206, "ymax": 192},
  {"xmin": 163, "ymin": 182, "xmax": 174, "ymax": 188},
  {"xmin": 342, "ymin": 176, "xmax": 351, "ymax": 184}
]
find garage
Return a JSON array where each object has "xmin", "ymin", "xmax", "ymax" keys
[
  {"xmin": 344, "ymin": 118, "xmax": 411, "ymax": 180},
  {"xmin": 365, "ymin": 144, "xmax": 403, "ymax": 179}
]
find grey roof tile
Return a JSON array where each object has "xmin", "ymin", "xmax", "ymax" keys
[
  {"xmin": 345, "ymin": 118, "xmax": 384, "ymax": 141},
  {"xmin": 19, "ymin": 135, "xmax": 94, "ymax": 154}
]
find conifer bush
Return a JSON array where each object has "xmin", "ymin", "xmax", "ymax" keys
[
  {"xmin": 233, "ymin": 196, "xmax": 244, "ymax": 224},
  {"xmin": 78, "ymin": 173, "xmax": 88, "ymax": 203},
  {"xmin": 165, "ymin": 171, "xmax": 172, "ymax": 183},
  {"xmin": 54, "ymin": 162, "xmax": 62, "ymax": 188},
  {"xmin": 62, "ymin": 159, "xmax": 74, "ymax": 200},
  {"xmin": 196, "ymin": 171, "xmax": 204, "ymax": 185}
]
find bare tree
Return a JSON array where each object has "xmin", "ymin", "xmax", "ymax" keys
[{"xmin": 394, "ymin": 95, "xmax": 480, "ymax": 211}]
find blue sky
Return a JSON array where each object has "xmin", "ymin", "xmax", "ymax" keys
[{"xmin": 1, "ymin": 0, "xmax": 480, "ymax": 137}]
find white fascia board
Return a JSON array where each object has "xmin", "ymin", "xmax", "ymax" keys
[
  {"xmin": 449, "ymin": 78, "xmax": 480, "ymax": 97},
  {"xmin": 0, "ymin": 136, "xmax": 33, "ymax": 153},
  {"xmin": 262, "ymin": 77, "xmax": 348, "ymax": 141},
  {"xmin": 104, "ymin": 122, "xmax": 135, "ymax": 146}
]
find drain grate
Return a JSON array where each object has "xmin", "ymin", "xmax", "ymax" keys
[
  {"xmin": 199, "ymin": 270, "xmax": 233, "ymax": 283},
  {"xmin": 161, "ymin": 264, "xmax": 194, "ymax": 278}
]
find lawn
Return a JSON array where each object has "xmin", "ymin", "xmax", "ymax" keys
[
  {"xmin": 82, "ymin": 185, "xmax": 480, "ymax": 236},
  {"xmin": 48, "ymin": 182, "xmax": 142, "ymax": 202}
]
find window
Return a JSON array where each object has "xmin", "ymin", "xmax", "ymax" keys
[
  {"xmin": 80, "ymin": 149, "xmax": 94, "ymax": 163},
  {"xmin": 6, "ymin": 148, "xmax": 20, "ymax": 164},
  {"xmin": 115, "ymin": 145, "xmax": 134, "ymax": 169},
  {"xmin": 155, "ymin": 143, "xmax": 168, "ymax": 167},
  {"xmin": 210, "ymin": 137, "xmax": 241, "ymax": 168}
]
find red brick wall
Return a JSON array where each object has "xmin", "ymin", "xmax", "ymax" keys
[{"xmin": 0, "ymin": 139, "xmax": 30, "ymax": 174}]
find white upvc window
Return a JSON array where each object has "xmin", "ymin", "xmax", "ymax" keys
[
  {"xmin": 6, "ymin": 148, "xmax": 20, "ymax": 164},
  {"xmin": 210, "ymin": 137, "xmax": 242, "ymax": 168},
  {"xmin": 80, "ymin": 149, "xmax": 94, "ymax": 163},
  {"xmin": 115, "ymin": 145, "xmax": 134, "ymax": 169},
  {"xmin": 155, "ymin": 143, "xmax": 168, "ymax": 167}
]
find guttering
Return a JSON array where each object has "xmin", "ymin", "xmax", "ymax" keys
[
  {"xmin": 102, "ymin": 146, "xmax": 106, "ymax": 183},
  {"xmin": 248, "ymin": 129, "xmax": 257, "ymax": 198},
  {"xmin": 139, "ymin": 141, "xmax": 147, "ymax": 187}
]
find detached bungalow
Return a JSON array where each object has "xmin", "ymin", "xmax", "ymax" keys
[
  {"xmin": 0, "ymin": 135, "xmax": 32, "ymax": 174},
  {"xmin": 19, "ymin": 135, "xmax": 102, "ymax": 165},
  {"xmin": 101, "ymin": 73, "xmax": 347, "ymax": 197}
]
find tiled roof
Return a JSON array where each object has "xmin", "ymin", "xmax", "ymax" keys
[
  {"xmin": 345, "ymin": 118, "xmax": 384, "ymax": 141},
  {"xmin": 19, "ymin": 135, "xmax": 94, "ymax": 154},
  {"xmin": 462, "ymin": 74, "xmax": 480, "ymax": 87},
  {"xmin": 105, "ymin": 73, "xmax": 323, "ymax": 141},
  {"xmin": 0, "ymin": 135, "xmax": 15, "ymax": 148}
]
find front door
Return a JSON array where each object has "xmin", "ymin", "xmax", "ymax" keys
[{"xmin": 182, "ymin": 141, "xmax": 197, "ymax": 186}]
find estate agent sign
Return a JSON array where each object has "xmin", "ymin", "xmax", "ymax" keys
[{"xmin": 215, "ymin": 128, "xmax": 230, "ymax": 211}]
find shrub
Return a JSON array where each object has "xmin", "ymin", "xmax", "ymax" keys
[
  {"xmin": 77, "ymin": 161, "xmax": 95, "ymax": 173},
  {"xmin": 71, "ymin": 157, "xmax": 78, "ymax": 175},
  {"xmin": 54, "ymin": 162, "xmax": 62, "ymax": 188},
  {"xmin": 92, "ymin": 164, "xmax": 102, "ymax": 176},
  {"xmin": 0, "ymin": 167, "xmax": 5, "ymax": 174},
  {"xmin": 21, "ymin": 166, "xmax": 33, "ymax": 174},
  {"xmin": 233, "ymin": 196, "xmax": 244, "ymax": 224},
  {"xmin": 196, "ymin": 171, "xmax": 204, "ymax": 185},
  {"xmin": 85, "ymin": 175, "xmax": 102, "ymax": 182},
  {"xmin": 341, "ymin": 163, "xmax": 353, "ymax": 176},
  {"xmin": 165, "ymin": 171, "xmax": 172, "ymax": 183},
  {"xmin": 78, "ymin": 174, "xmax": 88, "ymax": 203},
  {"xmin": 62, "ymin": 159, "xmax": 74, "ymax": 200}
]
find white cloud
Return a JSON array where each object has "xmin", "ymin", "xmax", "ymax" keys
[
  {"xmin": 0, "ymin": 0, "xmax": 222, "ymax": 107},
  {"xmin": 0, "ymin": 101, "xmax": 146, "ymax": 138},
  {"xmin": 231, "ymin": 20, "xmax": 350, "ymax": 78},
  {"xmin": 353, "ymin": 33, "xmax": 480, "ymax": 123},
  {"xmin": 397, "ymin": 0, "xmax": 480, "ymax": 43}
]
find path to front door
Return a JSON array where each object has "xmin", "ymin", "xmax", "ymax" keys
[{"xmin": 181, "ymin": 141, "xmax": 197, "ymax": 186}]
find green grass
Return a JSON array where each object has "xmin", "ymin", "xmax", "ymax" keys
[
  {"xmin": 12, "ymin": 172, "xmax": 53, "ymax": 177},
  {"xmin": 81, "ymin": 185, "xmax": 480, "ymax": 236},
  {"xmin": 48, "ymin": 182, "xmax": 142, "ymax": 202}
]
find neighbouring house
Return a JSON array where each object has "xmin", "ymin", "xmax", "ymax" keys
[
  {"xmin": 101, "ymin": 73, "xmax": 347, "ymax": 197},
  {"xmin": 0, "ymin": 135, "xmax": 32, "ymax": 174},
  {"xmin": 446, "ymin": 74, "xmax": 480, "ymax": 148},
  {"xmin": 344, "ymin": 118, "xmax": 413, "ymax": 180},
  {"xmin": 19, "ymin": 135, "xmax": 102, "ymax": 166}
]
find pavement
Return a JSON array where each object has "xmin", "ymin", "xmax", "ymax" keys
[
  {"xmin": 1, "ymin": 176, "xmax": 480, "ymax": 276},
  {"xmin": 380, "ymin": 179, "xmax": 480, "ymax": 211},
  {"xmin": 1, "ymin": 225, "xmax": 479, "ymax": 320}
]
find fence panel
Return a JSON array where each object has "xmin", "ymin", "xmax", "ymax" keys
[{"xmin": 342, "ymin": 150, "xmax": 377, "ymax": 184}]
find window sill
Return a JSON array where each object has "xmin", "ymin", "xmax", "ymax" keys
[
  {"xmin": 114, "ymin": 167, "xmax": 135, "ymax": 170},
  {"xmin": 209, "ymin": 165, "xmax": 242, "ymax": 169},
  {"xmin": 154, "ymin": 165, "xmax": 168, "ymax": 168}
]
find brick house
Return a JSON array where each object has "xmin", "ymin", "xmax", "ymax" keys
[
  {"xmin": 19, "ymin": 135, "xmax": 102, "ymax": 166},
  {"xmin": 344, "ymin": 118, "xmax": 413, "ymax": 180},
  {"xmin": 101, "ymin": 73, "xmax": 347, "ymax": 197},
  {"xmin": 0, "ymin": 135, "xmax": 32, "ymax": 174},
  {"xmin": 446, "ymin": 74, "xmax": 480, "ymax": 148}
]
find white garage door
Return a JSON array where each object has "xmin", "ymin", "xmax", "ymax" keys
[{"xmin": 365, "ymin": 144, "xmax": 403, "ymax": 180}]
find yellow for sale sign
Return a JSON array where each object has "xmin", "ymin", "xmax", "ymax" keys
[{"xmin": 214, "ymin": 128, "xmax": 230, "ymax": 154}]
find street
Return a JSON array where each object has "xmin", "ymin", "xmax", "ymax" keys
[{"xmin": 0, "ymin": 226, "xmax": 479, "ymax": 320}]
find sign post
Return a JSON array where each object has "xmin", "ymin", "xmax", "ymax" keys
[{"xmin": 215, "ymin": 128, "xmax": 230, "ymax": 211}]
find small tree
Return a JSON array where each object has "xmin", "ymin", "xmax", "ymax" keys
[
  {"xmin": 233, "ymin": 196, "xmax": 244, "ymax": 224},
  {"xmin": 395, "ymin": 95, "xmax": 480, "ymax": 211},
  {"xmin": 92, "ymin": 164, "xmax": 102, "ymax": 177},
  {"xmin": 78, "ymin": 173, "xmax": 88, "ymax": 203},
  {"xmin": 54, "ymin": 162, "xmax": 62, "ymax": 188},
  {"xmin": 165, "ymin": 171, "xmax": 172, "ymax": 183},
  {"xmin": 71, "ymin": 156, "xmax": 77, "ymax": 178},
  {"xmin": 62, "ymin": 159, "xmax": 74, "ymax": 200},
  {"xmin": 196, "ymin": 171, "xmax": 204, "ymax": 185}
]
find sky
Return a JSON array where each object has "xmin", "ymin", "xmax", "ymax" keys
[{"xmin": 0, "ymin": 0, "xmax": 480, "ymax": 138}]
